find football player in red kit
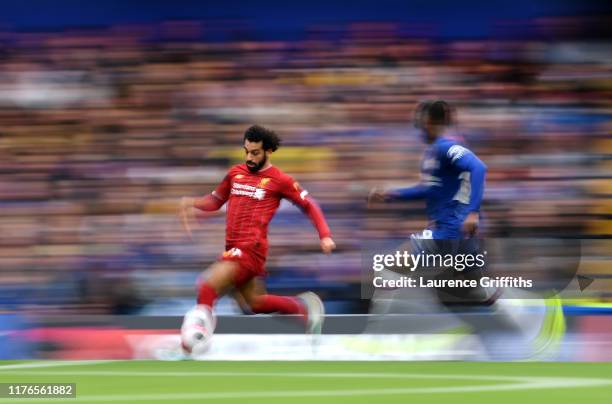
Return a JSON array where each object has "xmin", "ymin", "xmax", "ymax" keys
[{"xmin": 179, "ymin": 125, "xmax": 335, "ymax": 353}]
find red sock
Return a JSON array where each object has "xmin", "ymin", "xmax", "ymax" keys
[
  {"xmin": 250, "ymin": 295, "xmax": 306, "ymax": 317},
  {"xmin": 197, "ymin": 283, "xmax": 218, "ymax": 308}
]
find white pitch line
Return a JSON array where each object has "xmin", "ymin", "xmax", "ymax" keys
[
  {"xmin": 0, "ymin": 370, "xmax": 609, "ymax": 403},
  {"xmin": 0, "ymin": 377, "xmax": 609, "ymax": 403},
  {"xmin": 0, "ymin": 360, "xmax": 110, "ymax": 371},
  {"xmin": 0, "ymin": 370, "xmax": 570, "ymax": 382},
  {"xmin": 2, "ymin": 370, "xmax": 612, "ymax": 384}
]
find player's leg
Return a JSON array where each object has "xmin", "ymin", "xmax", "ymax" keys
[
  {"xmin": 238, "ymin": 276, "xmax": 305, "ymax": 316},
  {"xmin": 367, "ymin": 232, "xmax": 443, "ymax": 333},
  {"xmin": 237, "ymin": 277, "xmax": 325, "ymax": 334},
  {"xmin": 196, "ymin": 260, "xmax": 241, "ymax": 309},
  {"xmin": 433, "ymin": 234, "xmax": 563, "ymax": 359},
  {"xmin": 180, "ymin": 260, "xmax": 240, "ymax": 354}
]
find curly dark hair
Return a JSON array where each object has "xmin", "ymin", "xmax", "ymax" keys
[
  {"xmin": 243, "ymin": 125, "xmax": 281, "ymax": 152},
  {"xmin": 414, "ymin": 100, "xmax": 454, "ymax": 127}
]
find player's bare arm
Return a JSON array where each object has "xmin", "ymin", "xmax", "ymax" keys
[
  {"xmin": 320, "ymin": 236, "xmax": 336, "ymax": 254},
  {"xmin": 179, "ymin": 196, "xmax": 197, "ymax": 239},
  {"xmin": 462, "ymin": 211, "xmax": 480, "ymax": 236}
]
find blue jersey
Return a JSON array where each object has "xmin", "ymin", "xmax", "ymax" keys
[{"xmin": 389, "ymin": 134, "xmax": 487, "ymax": 239}]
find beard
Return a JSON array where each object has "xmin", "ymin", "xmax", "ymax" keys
[{"xmin": 246, "ymin": 154, "xmax": 267, "ymax": 173}]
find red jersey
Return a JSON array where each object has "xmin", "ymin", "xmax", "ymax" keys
[{"xmin": 194, "ymin": 164, "xmax": 331, "ymax": 254}]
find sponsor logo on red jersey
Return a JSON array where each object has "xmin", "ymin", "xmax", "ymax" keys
[{"xmin": 231, "ymin": 182, "xmax": 266, "ymax": 200}]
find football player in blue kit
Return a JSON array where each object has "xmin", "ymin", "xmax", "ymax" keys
[{"xmin": 368, "ymin": 100, "xmax": 564, "ymax": 360}]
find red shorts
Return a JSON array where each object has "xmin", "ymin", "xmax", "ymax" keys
[{"xmin": 219, "ymin": 246, "xmax": 267, "ymax": 287}]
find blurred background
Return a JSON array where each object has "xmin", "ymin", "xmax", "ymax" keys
[{"xmin": 0, "ymin": 0, "xmax": 610, "ymax": 358}]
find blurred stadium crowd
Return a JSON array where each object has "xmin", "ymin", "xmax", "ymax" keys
[{"xmin": 0, "ymin": 18, "xmax": 609, "ymax": 314}]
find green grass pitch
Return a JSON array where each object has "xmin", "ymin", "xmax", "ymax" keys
[{"xmin": 1, "ymin": 360, "xmax": 611, "ymax": 403}]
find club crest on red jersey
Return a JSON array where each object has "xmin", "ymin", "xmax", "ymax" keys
[{"xmin": 258, "ymin": 178, "xmax": 271, "ymax": 188}]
